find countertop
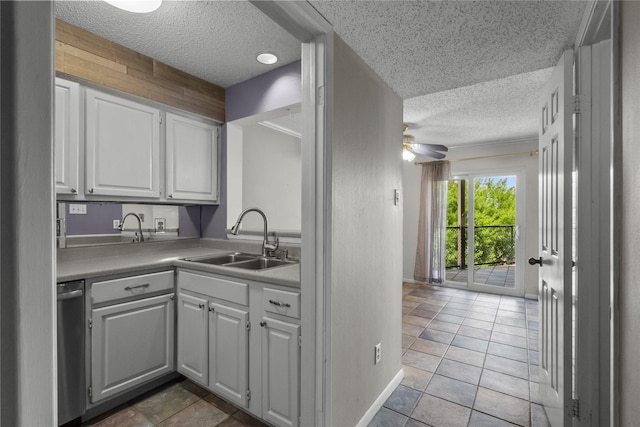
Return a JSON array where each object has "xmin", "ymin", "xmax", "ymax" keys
[{"xmin": 57, "ymin": 238, "xmax": 301, "ymax": 288}]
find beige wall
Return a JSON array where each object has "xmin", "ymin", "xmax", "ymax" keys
[
  {"xmin": 402, "ymin": 140, "xmax": 539, "ymax": 297},
  {"xmin": 329, "ymin": 35, "xmax": 404, "ymax": 426},
  {"xmin": 619, "ymin": 2, "xmax": 640, "ymax": 423}
]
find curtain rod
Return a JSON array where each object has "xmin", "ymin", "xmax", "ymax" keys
[{"xmin": 414, "ymin": 149, "xmax": 539, "ymax": 165}]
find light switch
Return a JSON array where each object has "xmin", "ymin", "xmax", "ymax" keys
[{"xmin": 394, "ymin": 189, "xmax": 400, "ymax": 206}]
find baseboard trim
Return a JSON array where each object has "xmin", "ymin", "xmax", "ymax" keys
[
  {"xmin": 525, "ymin": 293, "xmax": 539, "ymax": 300},
  {"xmin": 355, "ymin": 368, "xmax": 404, "ymax": 427}
]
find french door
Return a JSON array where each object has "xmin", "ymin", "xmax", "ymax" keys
[{"xmin": 445, "ymin": 170, "xmax": 525, "ymax": 297}]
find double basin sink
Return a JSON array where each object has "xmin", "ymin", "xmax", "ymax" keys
[{"xmin": 183, "ymin": 252, "xmax": 297, "ymax": 271}]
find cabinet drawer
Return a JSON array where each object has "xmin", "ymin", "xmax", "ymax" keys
[
  {"xmin": 91, "ymin": 271, "xmax": 174, "ymax": 304},
  {"xmin": 263, "ymin": 288, "xmax": 300, "ymax": 319},
  {"xmin": 179, "ymin": 270, "xmax": 248, "ymax": 306}
]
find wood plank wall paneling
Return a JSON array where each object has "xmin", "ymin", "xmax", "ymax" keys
[{"xmin": 55, "ymin": 19, "xmax": 225, "ymax": 122}]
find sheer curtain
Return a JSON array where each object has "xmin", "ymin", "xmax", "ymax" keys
[{"xmin": 415, "ymin": 161, "xmax": 451, "ymax": 284}]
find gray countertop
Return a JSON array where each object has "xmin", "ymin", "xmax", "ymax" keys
[{"xmin": 57, "ymin": 238, "xmax": 301, "ymax": 288}]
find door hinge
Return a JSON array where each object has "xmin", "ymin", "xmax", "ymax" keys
[
  {"xmin": 318, "ymin": 86, "xmax": 325, "ymax": 106},
  {"xmin": 159, "ymin": 116, "xmax": 163, "ymax": 125},
  {"xmin": 299, "ymin": 335, "xmax": 302, "ymax": 347},
  {"xmin": 572, "ymin": 398, "xmax": 580, "ymax": 418},
  {"xmin": 247, "ymin": 389, "xmax": 251, "ymax": 401},
  {"xmin": 88, "ymin": 318, "xmax": 93, "ymax": 329},
  {"xmin": 572, "ymin": 95, "xmax": 581, "ymax": 115},
  {"xmin": 246, "ymin": 321, "xmax": 251, "ymax": 331},
  {"xmin": 88, "ymin": 386, "xmax": 93, "ymax": 398}
]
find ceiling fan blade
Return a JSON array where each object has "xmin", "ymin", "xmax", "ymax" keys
[
  {"xmin": 409, "ymin": 146, "xmax": 446, "ymax": 160},
  {"xmin": 410, "ymin": 143, "xmax": 449, "ymax": 155},
  {"xmin": 424, "ymin": 143, "xmax": 448, "ymax": 152}
]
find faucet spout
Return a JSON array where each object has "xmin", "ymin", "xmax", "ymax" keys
[
  {"xmin": 119, "ymin": 212, "xmax": 145, "ymax": 243},
  {"xmin": 230, "ymin": 208, "xmax": 278, "ymax": 257}
]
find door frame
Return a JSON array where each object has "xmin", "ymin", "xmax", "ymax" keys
[
  {"xmin": 447, "ymin": 167, "xmax": 526, "ymax": 297},
  {"xmin": 572, "ymin": 0, "xmax": 616, "ymax": 424}
]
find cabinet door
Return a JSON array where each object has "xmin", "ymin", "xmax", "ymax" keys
[
  {"xmin": 209, "ymin": 302, "xmax": 249, "ymax": 407},
  {"xmin": 55, "ymin": 78, "xmax": 80, "ymax": 195},
  {"xmin": 90, "ymin": 294, "xmax": 174, "ymax": 403},
  {"xmin": 261, "ymin": 317, "xmax": 300, "ymax": 427},
  {"xmin": 85, "ymin": 89, "xmax": 160, "ymax": 198},
  {"xmin": 165, "ymin": 112, "xmax": 219, "ymax": 202},
  {"xmin": 177, "ymin": 292, "xmax": 209, "ymax": 386}
]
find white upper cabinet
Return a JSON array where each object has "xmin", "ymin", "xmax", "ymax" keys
[
  {"xmin": 166, "ymin": 112, "xmax": 219, "ymax": 202},
  {"xmin": 55, "ymin": 78, "xmax": 80, "ymax": 195},
  {"xmin": 85, "ymin": 89, "xmax": 160, "ymax": 198}
]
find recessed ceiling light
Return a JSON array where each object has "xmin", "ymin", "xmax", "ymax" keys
[
  {"xmin": 104, "ymin": 0, "xmax": 162, "ymax": 13},
  {"xmin": 256, "ymin": 52, "xmax": 278, "ymax": 65}
]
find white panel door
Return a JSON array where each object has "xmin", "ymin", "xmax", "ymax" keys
[
  {"xmin": 209, "ymin": 302, "xmax": 249, "ymax": 407},
  {"xmin": 54, "ymin": 78, "xmax": 80, "ymax": 195},
  {"xmin": 90, "ymin": 294, "xmax": 174, "ymax": 403},
  {"xmin": 85, "ymin": 89, "xmax": 160, "ymax": 198},
  {"xmin": 177, "ymin": 292, "xmax": 209, "ymax": 386},
  {"xmin": 166, "ymin": 112, "xmax": 219, "ymax": 202},
  {"xmin": 261, "ymin": 317, "xmax": 300, "ymax": 427},
  {"xmin": 535, "ymin": 50, "xmax": 574, "ymax": 426}
]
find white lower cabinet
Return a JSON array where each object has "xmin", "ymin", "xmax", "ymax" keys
[
  {"xmin": 90, "ymin": 293, "xmax": 174, "ymax": 403},
  {"xmin": 177, "ymin": 270, "xmax": 300, "ymax": 427},
  {"xmin": 209, "ymin": 302, "xmax": 249, "ymax": 407},
  {"xmin": 261, "ymin": 317, "xmax": 300, "ymax": 427},
  {"xmin": 177, "ymin": 292, "xmax": 209, "ymax": 386}
]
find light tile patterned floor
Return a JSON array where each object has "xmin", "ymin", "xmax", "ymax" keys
[
  {"xmin": 446, "ymin": 265, "xmax": 516, "ymax": 288},
  {"xmin": 81, "ymin": 379, "xmax": 267, "ymax": 427},
  {"xmin": 370, "ymin": 282, "xmax": 550, "ymax": 427}
]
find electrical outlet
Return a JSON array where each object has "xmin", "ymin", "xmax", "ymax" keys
[
  {"xmin": 69, "ymin": 204, "xmax": 87, "ymax": 215},
  {"xmin": 374, "ymin": 343, "xmax": 382, "ymax": 364},
  {"xmin": 113, "ymin": 220, "xmax": 120, "ymax": 229}
]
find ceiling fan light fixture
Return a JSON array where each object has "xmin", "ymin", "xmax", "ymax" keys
[
  {"xmin": 403, "ymin": 149, "xmax": 416, "ymax": 162},
  {"xmin": 256, "ymin": 52, "xmax": 279, "ymax": 65},
  {"xmin": 103, "ymin": 0, "xmax": 162, "ymax": 13}
]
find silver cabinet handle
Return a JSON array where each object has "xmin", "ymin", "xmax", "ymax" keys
[
  {"xmin": 88, "ymin": 188, "xmax": 94, "ymax": 193},
  {"xmin": 269, "ymin": 299, "xmax": 291, "ymax": 308},
  {"xmin": 260, "ymin": 321, "xmax": 267, "ymax": 327},
  {"xmin": 70, "ymin": 188, "xmax": 77, "ymax": 194},
  {"xmin": 168, "ymin": 194, "xmax": 173, "ymax": 198},
  {"xmin": 124, "ymin": 283, "xmax": 150, "ymax": 291},
  {"xmin": 198, "ymin": 303, "xmax": 205, "ymax": 310}
]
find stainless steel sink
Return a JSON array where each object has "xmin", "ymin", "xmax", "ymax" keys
[
  {"xmin": 183, "ymin": 252, "xmax": 297, "ymax": 270},
  {"xmin": 226, "ymin": 257, "xmax": 296, "ymax": 270},
  {"xmin": 183, "ymin": 252, "xmax": 257, "ymax": 265}
]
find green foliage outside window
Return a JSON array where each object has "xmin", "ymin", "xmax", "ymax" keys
[{"xmin": 446, "ymin": 178, "xmax": 516, "ymax": 268}]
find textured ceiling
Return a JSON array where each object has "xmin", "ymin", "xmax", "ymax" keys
[
  {"xmin": 404, "ymin": 67, "xmax": 553, "ymax": 147},
  {"xmin": 54, "ymin": 0, "xmax": 302, "ymax": 88},
  {"xmin": 310, "ymin": 0, "xmax": 586, "ymax": 147},
  {"xmin": 55, "ymin": 0, "xmax": 588, "ymax": 148},
  {"xmin": 309, "ymin": 0, "xmax": 585, "ymax": 99}
]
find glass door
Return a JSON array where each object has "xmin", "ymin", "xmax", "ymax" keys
[{"xmin": 445, "ymin": 171, "xmax": 524, "ymax": 296}]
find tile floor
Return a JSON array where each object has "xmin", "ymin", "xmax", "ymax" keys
[
  {"xmin": 446, "ymin": 265, "xmax": 516, "ymax": 288},
  {"xmin": 369, "ymin": 282, "xmax": 550, "ymax": 427},
  {"xmin": 81, "ymin": 379, "xmax": 267, "ymax": 427}
]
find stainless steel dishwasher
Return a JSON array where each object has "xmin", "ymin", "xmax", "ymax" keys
[{"xmin": 57, "ymin": 280, "xmax": 86, "ymax": 425}]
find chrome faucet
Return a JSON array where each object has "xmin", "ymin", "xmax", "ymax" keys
[
  {"xmin": 230, "ymin": 208, "xmax": 278, "ymax": 257},
  {"xmin": 118, "ymin": 212, "xmax": 145, "ymax": 243}
]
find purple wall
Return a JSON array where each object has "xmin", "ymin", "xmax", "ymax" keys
[
  {"xmin": 225, "ymin": 60, "xmax": 302, "ymax": 122},
  {"xmin": 178, "ymin": 206, "xmax": 201, "ymax": 237},
  {"xmin": 65, "ymin": 203, "xmax": 121, "ymax": 235},
  {"xmin": 201, "ymin": 61, "xmax": 302, "ymax": 238}
]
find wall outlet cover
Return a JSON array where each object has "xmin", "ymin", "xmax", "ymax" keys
[{"xmin": 69, "ymin": 204, "xmax": 87, "ymax": 215}]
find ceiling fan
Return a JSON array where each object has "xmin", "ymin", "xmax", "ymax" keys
[{"xmin": 402, "ymin": 124, "xmax": 448, "ymax": 161}]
